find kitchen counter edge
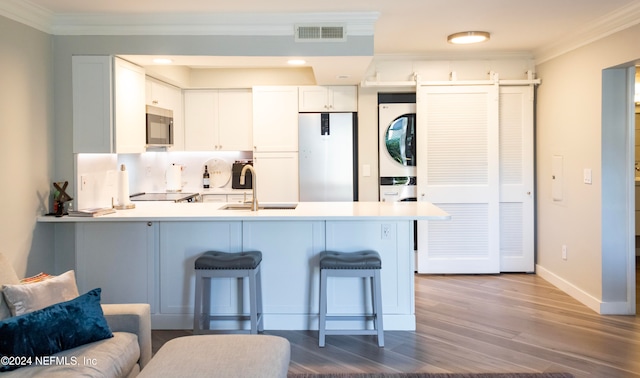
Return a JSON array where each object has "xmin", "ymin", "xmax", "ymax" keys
[{"xmin": 36, "ymin": 201, "xmax": 450, "ymax": 222}]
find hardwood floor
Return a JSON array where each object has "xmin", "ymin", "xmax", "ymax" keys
[{"xmin": 153, "ymin": 272, "xmax": 640, "ymax": 378}]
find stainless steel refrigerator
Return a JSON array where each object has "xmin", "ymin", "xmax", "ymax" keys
[{"xmin": 298, "ymin": 113, "xmax": 357, "ymax": 201}]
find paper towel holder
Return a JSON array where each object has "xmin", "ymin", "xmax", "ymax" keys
[{"xmin": 114, "ymin": 164, "xmax": 136, "ymax": 210}]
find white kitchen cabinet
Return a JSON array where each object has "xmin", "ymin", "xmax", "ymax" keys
[
  {"xmin": 201, "ymin": 193, "xmax": 252, "ymax": 203},
  {"xmin": 201, "ymin": 194, "xmax": 227, "ymax": 203},
  {"xmin": 75, "ymin": 222, "xmax": 157, "ymax": 312},
  {"xmin": 184, "ymin": 89, "xmax": 252, "ymax": 151},
  {"xmin": 242, "ymin": 221, "xmax": 324, "ymax": 329},
  {"xmin": 325, "ymin": 221, "xmax": 414, "ymax": 320},
  {"xmin": 146, "ymin": 77, "xmax": 185, "ymax": 151},
  {"xmin": 158, "ymin": 222, "xmax": 242, "ymax": 321},
  {"xmin": 253, "ymin": 152, "xmax": 299, "ymax": 202},
  {"xmin": 146, "ymin": 77, "xmax": 179, "ymax": 109},
  {"xmin": 72, "ymin": 56, "xmax": 146, "ymax": 153},
  {"xmin": 252, "ymin": 86, "xmax": 298, "ymax": 152},
  {"xmin": 298, "ymin": 86, "xmax": 358, "ymax": 112},
  {"xmin": 226, "ymin": 193, "xmax": 253, "ymax": 203}
]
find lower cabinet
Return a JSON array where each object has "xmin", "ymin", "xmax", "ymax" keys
[
  {"xmin": 242, "ymin": 221, "xmax": 325, "ymax": 329},
  {"xmin": 75, "ymin": 222, "xmax": 157, "ymax": 311},
  {"xmin": 72, "ymin": 219, "xmax": 415, "ymax": 330},
  {"xmin": 158, "ymin": 221, "xmax": 242, "ymax": 318},
  {"xmin": 325, "ymin": 221, "xmax": 414, "ymax": 320}
]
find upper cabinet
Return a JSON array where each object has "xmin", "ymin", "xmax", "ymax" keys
[
  {"xmin": 72, "ymin": 56, "xmax": 146, "ymax": 153},
  {"xmin": 146, "ymin": 77, "xmax": 180, "ymax": 109},
  {"xmin": 146, "ymin": 77, "xmax": 184, "ymax": 151},
  {"xmin": 298, "ymin": 86, "xmax": 357, "ymax": 112},
  {"xmin": 253, "ymin": 86, "xmax": 299, "ymax": 152},
  {"xmin": 184, "ymin": 89, "xmax": 253, "ymax": 151}
]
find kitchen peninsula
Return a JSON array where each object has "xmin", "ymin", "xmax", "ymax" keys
[{"xmin": 38, "ymin": 201, "xmax": 449, "ymax": 331}]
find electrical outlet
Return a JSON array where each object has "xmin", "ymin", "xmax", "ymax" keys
[
  {"xmin": 381, "ymin": 224, "xmax": 391, "ymax": 239},
  {"xmin": 145, "ymin": 166, "xmax": 152, "ymax": 177},
  {"xmin": 562, "ymin": 245, "xmax": 567, "ymax": 260}
]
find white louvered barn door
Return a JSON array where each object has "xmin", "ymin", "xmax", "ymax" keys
[
  {"xmin": 416, "ymin": 85, "xmax": 500, "ymax": 274},
  {"xmin": 498, "ymin": 86, "xmax": 534, "ymax": 272}
]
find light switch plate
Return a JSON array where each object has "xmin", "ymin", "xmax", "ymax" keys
[{"xmin": 583, "ymin": 168, "xmax": 592, "ymax": 184}]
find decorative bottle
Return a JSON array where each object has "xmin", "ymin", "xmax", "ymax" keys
[{"xmin": 203, "ymin": 165, "xmax": 210, "ymax": 189}]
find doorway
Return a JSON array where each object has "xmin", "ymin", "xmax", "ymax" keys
[{"xmin": 601, "ymin": 66, "xmax": 636, "ymax": 315}]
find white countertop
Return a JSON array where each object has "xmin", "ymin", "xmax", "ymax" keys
[{"xmin": 37, "ymin": 201, "xmax": 450, "ymax": 222}]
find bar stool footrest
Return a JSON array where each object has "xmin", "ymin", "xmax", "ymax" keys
[{"xmin": 324, "ymin": 329, "xmax": 380, "ymax": 336}]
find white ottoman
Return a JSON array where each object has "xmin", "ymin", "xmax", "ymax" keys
[{"xmin": 138, "ymin": 334, "xmax": 290, "ymax": 378}]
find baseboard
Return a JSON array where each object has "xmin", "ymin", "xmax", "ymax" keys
[{"xmin": 535, "ymin": 264, "xmax": 601, "ymax": 313}]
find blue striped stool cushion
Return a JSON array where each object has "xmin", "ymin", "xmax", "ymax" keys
[
  {"xmin": 319, "ymin": 250, "xmax": 381, "ymax": 270},
  {"xmin": 195, "ymin": 251, "xmax": 262, "ymax": 270}
]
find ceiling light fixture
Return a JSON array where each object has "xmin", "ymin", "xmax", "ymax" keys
[{"xmin": 447, "ymin": 31, "xmax": 490, "ymax": 44}]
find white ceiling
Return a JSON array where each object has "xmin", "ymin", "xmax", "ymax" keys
[{"xmin": 4, "ymin": 0, "xmax": 640, "ymax": 83}]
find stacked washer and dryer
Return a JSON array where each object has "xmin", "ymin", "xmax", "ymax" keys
[
  {"xmin": 378, "ymin": 95, "xmax": 417, "ymax": 202},
  {"xmin": 378, "ymin": 95, "xmax": 418, "ymax": 258}
]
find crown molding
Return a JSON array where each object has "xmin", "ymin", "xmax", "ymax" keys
[
  {"xmin": 50, "ymin": 12, "xmax": 377, "ymax": 36},
  {"xmin": 0, "ymin": 0, "xmax": 53, "ymax": 33},
  {"xmin": 534, "ymin": 1, "xmax": 640, "ymax": 64},
  {"xmin": 0, "ymin": 0, "xmax": 378, "ymax": 36}
]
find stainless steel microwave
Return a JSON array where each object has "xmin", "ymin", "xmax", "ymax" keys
[{"xmin": 146, "ymin": 105, "xmax": 174, "ymax": 146}]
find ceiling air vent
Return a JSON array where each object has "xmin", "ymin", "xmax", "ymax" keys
[{"xmin": 295, "ymin": 24, "xmax": 346, "ymax": 42}]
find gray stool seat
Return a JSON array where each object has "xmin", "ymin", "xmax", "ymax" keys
[
  {"xmin": 193, "ymin": 250, "xmax": 264, "ymax": 334},
  {"xmin": 319, "ymin": 250, "xmax": 381, "ymax": 269},
  {"xmin": 195, "ymin": 251, "xmax": 262, "ymax": 270},
  {"xmin": 318, "ymin": 250, "xmax": 384, "ymax": 348}
]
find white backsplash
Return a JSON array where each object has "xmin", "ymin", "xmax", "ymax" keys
[
  {"xmin": 118, "ymin": 151, "xmax": 252, "ymax": 194},
  {"xmin": 75, "ymin": 153, "xmax": 119, "ymax": 210},
  {"xmin": 76, "ymin": 151, "xmax": 252, "ymax": 209}
]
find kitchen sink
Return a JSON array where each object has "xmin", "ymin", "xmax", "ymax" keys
[{"xmin": 219, "ymin": 203, "xmax": 298, "ymax": 210}]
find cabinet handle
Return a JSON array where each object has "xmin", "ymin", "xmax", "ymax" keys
[
  {"xmin": 152, "ymin": 100, "xmax": 158, "ymax": 105},
  {"xmin": 147, "ymin": 222, "xmax": 152, "ymax": 226}
]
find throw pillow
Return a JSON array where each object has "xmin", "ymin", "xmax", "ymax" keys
[
  {"xmin": 0, "ymin": 288, "xmax": 113, "ymax": 372},
  {"xmin": 2, "ymin": 270, "xmax": 79, "ymax": 316},
  {"xmin": 19, "ymin": 272, "xmax": 53, "ymax": 284}
]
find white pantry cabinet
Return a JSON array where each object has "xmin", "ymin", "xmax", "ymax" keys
[
  {"xmin": 72, "ymin": 56, "xmax": 146, "ymax": 153},
  {"xmin": 146, "ymin": 77, "xmax": 185, "ymax": 151},
  {"xmin": 298, "ymin": 86, "xmax": 357, "ymax": 112},
  {"xmin": 75, "ymin": 222, "xmax": 157, "ymax": 312},
  {"xmin": 252, "ymin": 86, "xmax": 299, "ymax": 152},
  {"xmin": 184, "ymin": 89, "xmax": 253, "ymax": 151}
]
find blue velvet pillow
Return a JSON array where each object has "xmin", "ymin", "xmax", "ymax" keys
[{"xmin": 0, "ymin": 288, "xmax": 113, "ymax": 372}]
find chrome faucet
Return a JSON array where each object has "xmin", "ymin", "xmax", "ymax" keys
[{"xmin": 240, "ymin": 164, "xmax": 258, "ymax": 211}]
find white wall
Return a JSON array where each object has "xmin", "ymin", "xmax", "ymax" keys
[
  {"xmin": 0, "ymin": 16, "xmax": 55, "ymax": 276},
  {"xmin": 536, "ymin": 24, "xmax": 640, "ymax": 312}
]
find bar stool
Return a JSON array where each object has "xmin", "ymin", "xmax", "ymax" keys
[
  {"xmin": 193, "ymin": 251, "xmax": 264, "ymax": 334},
  {"xmin": 318, "ymin": 250, "xmax": 384, "ymax": 347}
]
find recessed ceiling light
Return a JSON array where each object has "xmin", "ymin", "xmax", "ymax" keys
[
  {"xmin": 447, "ymin": 31, "xmax": 490, "ymax": 44},
  {"xmin": 287, "ymin": 59, "xmax": 306, "ymax": 65},
  {"xmin": 152, "ymin": 58, "xmax": 173, "ymax": 64}
]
